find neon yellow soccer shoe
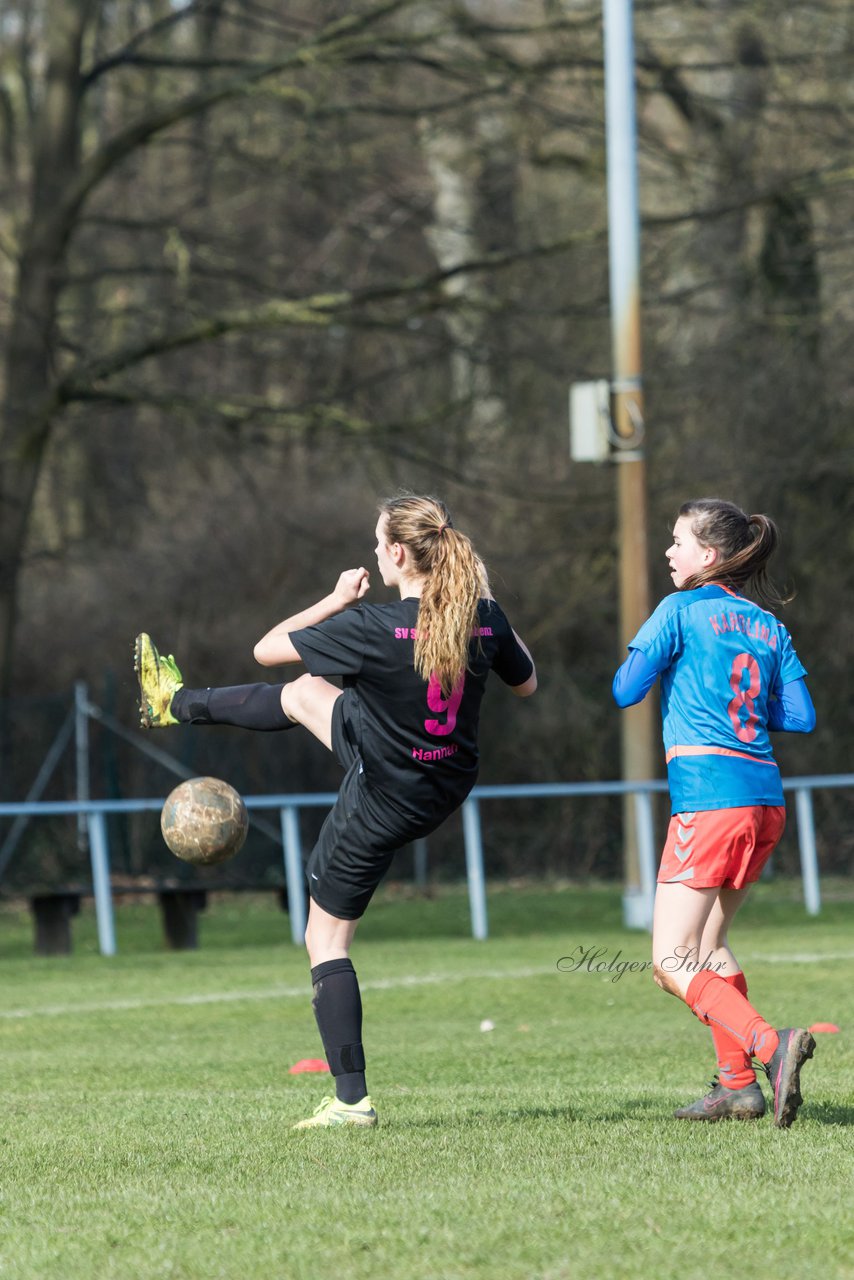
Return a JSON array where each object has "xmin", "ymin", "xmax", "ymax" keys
[
  {"xmin": 292, "ymin": 1095, "xmax": 377, "ymax": 1130},
  {"xmin": 134, "ymin": 633, "xmax": 183, "ymax": 728}
]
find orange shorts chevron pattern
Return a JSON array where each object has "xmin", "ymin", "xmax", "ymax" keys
[{"xmin": 658, "ymin": 805, "xmax": 786, "ymax": 889}]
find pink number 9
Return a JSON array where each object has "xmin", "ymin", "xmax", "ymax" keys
[{"xmin": 425, "ymin": 674, "xmax": 464, "ymax": 736}]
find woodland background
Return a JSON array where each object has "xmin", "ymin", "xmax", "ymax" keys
[{"xmin": 0, "ymin": 0, "xmax": 851, "ymax": 889}]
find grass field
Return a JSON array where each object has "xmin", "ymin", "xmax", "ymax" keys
[{"xmin": 1, "ymin": 881, "xmax": 852, "ymax": 1280}]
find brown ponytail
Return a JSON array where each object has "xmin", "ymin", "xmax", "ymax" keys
[
  {"xmin": 379, "ymin": 494, "xmax": 488, "ymax": 694},
  {"xmin": 677, "ymin": 498, "xmax": 792, "ymax": 608}
]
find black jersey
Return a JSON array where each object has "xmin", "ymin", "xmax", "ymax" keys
[{"xmin": 290, "ymin": 597, "xmax": 532, "ymax": 818}]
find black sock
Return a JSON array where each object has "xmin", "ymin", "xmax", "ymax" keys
[
  {"xmin": 171, "ymin": 683, "xmax": 295, "ymax": 731},
  {"xmin": 310, "ymin": 958, "xmax": 367, "ymax": 1105}
]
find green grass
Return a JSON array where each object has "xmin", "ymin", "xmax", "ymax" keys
[{"xmin": 1, "ymin": 882, "xmax": 853, "ymax": 1280}]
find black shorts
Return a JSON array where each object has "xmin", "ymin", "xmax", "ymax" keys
[{"xmin": 305, "ymin": 693, "xmax": 456, "ymax": 920}]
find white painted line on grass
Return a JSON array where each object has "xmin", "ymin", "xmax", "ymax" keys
[
  {"xmin": 3, "ymin": 950, "xmax": 849, "ymax": 1021},
  {"xmin": 741, "ymin": 950, "xmax": 854, "ymax": 965},
  {"xmin": 0, "ymin": 965, "xmax": 551, "ymax": 1021}
]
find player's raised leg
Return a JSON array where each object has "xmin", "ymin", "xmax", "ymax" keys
[
  {"xmin": 280, "ymin": 674, "xmax": 341, "ymax": 751},
  {"xmin": 655, "ymin": 881, "xmax": 814, "ymax": 1127},
  {"xmin": 134, "ymin": 632, "xmax": 333, "ymax": 735},
  {"xmin": 652, "ymin": 880, "xmax": 721, "ymax": 1001},
  {"xmin": 697, "ymin": 890, "xmax": 760, "ymax": 1089},
  {"xmin": 669, "ymin": 886, "xmax": 766, "ymax": 1120}
]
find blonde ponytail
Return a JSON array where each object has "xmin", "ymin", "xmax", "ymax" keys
[{"xmin": 379, "ymin": 494, "xmax": 487, "ymax": 694}]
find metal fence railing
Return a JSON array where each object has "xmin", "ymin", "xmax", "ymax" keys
[{"xmin": 1, "ymin": 771, "xmax": 851, "ymax": 956}]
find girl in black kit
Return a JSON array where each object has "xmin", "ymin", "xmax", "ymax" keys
[{"xmin": 135, "ymin": 494, "xmax": 537, "ymax": 1128}]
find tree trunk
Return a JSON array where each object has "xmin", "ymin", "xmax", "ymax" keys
[{"xmin": 0, "ymin": 0, "xmax": 95, "ymax": 704}]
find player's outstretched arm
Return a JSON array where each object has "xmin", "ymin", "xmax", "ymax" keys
[
  {"xmin": 612, "ymin": 648, "xmax": 659, "ymax": 707},
  {"xmin": 253, "ymin": 568, "xmax": 370, "ymax": 666},
  {"xmin": 510, "ymin": 630, "xmax": 537, "ymax": 697},
  {"xmin": 767, "ymin": 677, "xmax": 816, "ymax": 733}
]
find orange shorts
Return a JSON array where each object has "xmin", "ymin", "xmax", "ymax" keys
[{"xmin": 658, "ymin": 805, "xmax": 786, "ymax": 889}]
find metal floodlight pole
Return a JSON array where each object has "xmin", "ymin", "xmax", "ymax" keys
[{"xmin": 603, "ymin": 0, "xmax": 657, "ymax": 927}]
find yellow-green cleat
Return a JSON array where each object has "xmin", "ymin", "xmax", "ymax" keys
[
  {"xmin": 292, "ymin": 1095, "xmax": 377, "ymax": 1130},
  {"xmin": 134, "ymin": 633, "xmax": 183, "ymax": 728}
]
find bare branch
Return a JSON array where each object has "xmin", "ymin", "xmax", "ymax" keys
[
  {"xmin": 83, "ymin": 0, "xmax": 212, "ymax": 86},
  {"xmin": 60, "ymin": 0, "xmax": 417, "ymax": 235},
  {"xmin": 57, "ymin": 230, "xmax": 601, "ymax": 394}
]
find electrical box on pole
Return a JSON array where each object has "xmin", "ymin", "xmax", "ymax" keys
[{"xmin": 569, "ymin": 380, "xmax": 611, "ymax": 462}]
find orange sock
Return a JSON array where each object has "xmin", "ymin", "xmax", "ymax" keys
[
  {"xmin": 710, "ymin": 973, "xmax": 756, "ymax": 1089},
  {"xmin": 687, "ymin": 970, "xmax": 780, "ymax": 1065}
]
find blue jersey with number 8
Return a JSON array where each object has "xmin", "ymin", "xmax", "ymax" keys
[{"xmin": 626, "ymin": 584, "xmax": 807, "ymax": 812}]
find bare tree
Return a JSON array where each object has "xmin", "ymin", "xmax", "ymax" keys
[{"xmin": 0, "ymin": 0, "xmax": 605, "ymax": 703}]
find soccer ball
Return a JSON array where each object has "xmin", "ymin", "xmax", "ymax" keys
[{"xmin": 160, "ymin": 776, "xmax": 248, "ymax": 866}]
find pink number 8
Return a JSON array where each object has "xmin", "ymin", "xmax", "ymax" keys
[{"xmin": 727, "ymin": 652, "xmax": 761, "ymax": 743}]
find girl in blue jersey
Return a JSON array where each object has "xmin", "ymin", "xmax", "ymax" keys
[
  {"xmin": 136, "ymin": 494, "xmax": 536, "ymax": 1129},
  {"xmin": 613, "ymin": 499, "xmax": 816, "ymax": 1127}
]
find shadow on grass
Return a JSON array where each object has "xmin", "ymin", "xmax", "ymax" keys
[
  {"xmin": 580, "ymin": 1099, "xmax": 854, "ymax": 1127},
  {"xmin": 807, "ymin": 1103, "xmax": 854, "ymax": 1126},
  {"xmin": 391, "ymin": 1103, "xmax": 578, "ymax": 1130},
  {"xmin": 578, "ymin": 1099, "xmax": 669, "ymax": 1123}
]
